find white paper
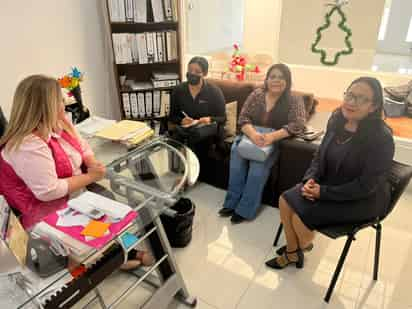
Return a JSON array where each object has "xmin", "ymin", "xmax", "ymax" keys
[
  {"xmin": 56, "ymin": 209, "xmax": 91, "ymax": 227},
  {"xmin": 75, "ymin": 116, "xmax": 116, "ymax": 136},
  {"xmin": 69, "ymin": 191, "xmax": 132, "ymax": 220},
  {"xmin": 32, "ymin": 223, "xmax": 92, "ymax": 257}
]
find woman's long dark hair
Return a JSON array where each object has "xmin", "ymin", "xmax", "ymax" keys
[{"xmin": 329, "ymin": 77, "xmax": 392, "ymax": 142}]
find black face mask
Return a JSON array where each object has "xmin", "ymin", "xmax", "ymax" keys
[{"xmin": 186, "ymin": 72, "xmax": 201, "ymax": 85}]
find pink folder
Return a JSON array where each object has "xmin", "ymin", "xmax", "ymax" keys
[{"xmin": 43, "ymin": 207, "xmax": 138, "ymax": 249}]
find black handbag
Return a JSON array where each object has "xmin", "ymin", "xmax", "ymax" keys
[{"xmin": 173, "ymin": 122, "xmax": 218, "ymax": 144}]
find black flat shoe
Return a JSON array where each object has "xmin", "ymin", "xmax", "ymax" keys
[
  {"xmin": 276, "ymin": 243, "xmax": 314, "ymax": 256},
  {"xmin": 218, "ymin": 208, "xmax": 235, "ymax": 217},
  {"xmin": 265, "ymin": 249, "xmax": 304, "ymax": 269},
  {"xmin": 230, "ymin": 213, "xmax": 246, "ymax": 224}
]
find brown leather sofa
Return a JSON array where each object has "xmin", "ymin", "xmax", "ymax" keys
[{"xmin": 201, "ymin": 79, "xmax": 320, "ymax": 207}]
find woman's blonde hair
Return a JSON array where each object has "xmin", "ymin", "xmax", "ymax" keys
[{"xmin": 0, "ymin": 74, "xmax": 70, "ymax": 152}]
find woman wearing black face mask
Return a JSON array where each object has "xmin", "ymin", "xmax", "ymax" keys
[
  {"xmin": 169, "ymin": 56, "xmax": 226, "ymax": 128},
  {"xmin": 169, "ymin": 56, "xmax": 226, "ymax": 178}
]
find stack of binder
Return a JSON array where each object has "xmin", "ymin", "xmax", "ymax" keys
[
  {"xmin": 108, "ymin": 0, "xmax": 178, "ymax": 23},
  {"xmin": 112, "ymin": 31, "xmax": 178, "ymax": 64},
  {"xmin": 151, "ymin": 72, "xmax": 179, "ymax": 88},
  {"xmin": 121, "ymin": 89, "xmax": 171, "ymax": 120}
]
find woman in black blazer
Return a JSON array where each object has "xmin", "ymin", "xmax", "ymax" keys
[{"xmin": 266, "ymin": 77, "xmax": 395, "ymax": 270}]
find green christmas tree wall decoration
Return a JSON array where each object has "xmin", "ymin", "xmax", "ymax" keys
[{"xmin": 311, "ymin": 2, "xmax": 353, "ymax": 66}]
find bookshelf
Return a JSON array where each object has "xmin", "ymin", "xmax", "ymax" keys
[{"xmin": 104, "ymin": 0, "xmax": 182, "ymax": 132}]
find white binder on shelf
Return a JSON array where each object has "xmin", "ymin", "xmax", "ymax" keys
[
  {"xmin": 163, "ymin": 0, "xmax": 173, "ymax": 21},
  {"xmin": 130, "ymin": 92, "xmax": 139, "ymax": 118},
  {"xmin": 165, "ymin": 31, "xmax": 172, "ymax": 61},
  {"xmin": 156, "ymin": 32, "xmax": 164, "ymax": 62},
  {"xmin": 124, "ymin": 34, "xmax": 134, "ymax": 63},
  {"xmin": 137, "ymin": 92, "xmax": 146, "ymax": 118},
  {"xmin": 170, "ymin": 30, "xmax": 178, "ymax": 60},
  {"xmin": 160, "ymin": 90, "xmax": 170, "ymax": 116},
  {"xmin": 136, "ymin": 33, "xmax": 148, "ymax": 64},
  {"xmin": 145, "ymin": 91, "xmax": 153, "ymax": 117},
  {"xmin": 130, "ymin": 34, "xmax": 139, "ymax": 63},
  {"xmin": 118, "ymin": 0, "xmax": 126, "ymax": 22},
  {"xmin": 122, "ymin": 93, "xmax": 131, "ymax": 119},
  {"xmin": 151, "ymin": 0, "xmax": 165, "ymax": 22},
  {"xmin": 145, "ymin": 32, "xmax": 155, "ymax": 63},
  {"xmin": 115, "ymin": 34, "xmax": 124, "ymax": 63},
  {"xmin": 152, "ymin": 32, "xmax": 159, "ymax": 63},
  {"xmin": 133, "ymin": 0, "xmax": 147, "ymax": 22},
  {"xmin": 125, "ymin": 0, "xmax": 134, "ymax": 22},
  {"xmin": 108, "ymin": 0, "xmax": 118, "ymax": 22},
  {"xmin": 161, "ymin": 32, "xmax": 167, "ymax": 62},
  {"xmin": 153, "ymin": 90, "xmax": 161, "ymax": 116},
  {"xmin": 112, "ymin": 34, "xmax": 120, "ymax": 64},
  {"xmin": 171, "ymin": 0, "xmax": 178, "ymax": 21}
]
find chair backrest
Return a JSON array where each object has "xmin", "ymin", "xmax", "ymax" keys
[
  {"xmin": 0, "ymin": 106, "xmax": 7, "ymax": 138},
  {"xmin": 382, "ymin": 161, "xmax": 412, "ymax": 220}
]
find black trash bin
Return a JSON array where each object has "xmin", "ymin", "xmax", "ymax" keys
[{"xmin": 160, "ymin": 198, "xmax": 195, "ymax": 248}]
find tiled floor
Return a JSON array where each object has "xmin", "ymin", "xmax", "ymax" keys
[{"xmin": 83, "ymin": 182, "xmax": 412, "ymax": 309}]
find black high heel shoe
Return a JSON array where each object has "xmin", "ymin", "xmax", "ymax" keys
[
  {"xmin": 276, "ymin": 243, "xmax": 313, "ymax": 256},
  {"xmin": 265, "ymin": 248, "xmax": 304, "ymax": 269}
]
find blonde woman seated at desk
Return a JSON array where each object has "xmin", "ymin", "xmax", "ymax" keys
[{"xmin": 0, "ymin": 75, "xmax": 152, "ymax": 269}]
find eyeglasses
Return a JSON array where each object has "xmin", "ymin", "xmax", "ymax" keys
[
  {"xmin": 343, "ymin": 92, "xmax": 372, "ymax": 106},
  {"xmin": 267, "ymin": 74, "xmax": 285, "ymax": 81}
]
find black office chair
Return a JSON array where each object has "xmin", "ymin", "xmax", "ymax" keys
[{"xmin": 272, "ymin": 161, "xmax": 412, "ymax": 303}]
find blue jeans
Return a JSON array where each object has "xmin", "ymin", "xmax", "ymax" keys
[{"xmin": 222, "ymin": 136, "xmax": 279, "ymax": 219}]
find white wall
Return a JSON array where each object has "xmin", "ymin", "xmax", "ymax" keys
[
  {"xmin": 0, "ymin": 0, "xmax": 120, "ymax": 120},
  {"xmin": 279, "ymin": 0, "xmax": 386, "ymax": 70},
  {"xmin": 243, "ymin": 0, "xmax": 282, "ymax": 60},
  {"xmin": 185, "ymin": 0, "xmax": 244, "ymax": 55},
  {"xmin": 289, "ymin": 64, "xmax": 412, "ymax": 99}
]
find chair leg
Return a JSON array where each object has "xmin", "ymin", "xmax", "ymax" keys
[
  {"xmin": 273, "ymin": 223, "xmax": 283, "ymax": 247},
  {"xmin": 324, "ymin": 234, "xmax": 355, "ymax": 303},
  {"xmin": 373, "ymin": 223, "xmax": 382, "ymax": 281}
]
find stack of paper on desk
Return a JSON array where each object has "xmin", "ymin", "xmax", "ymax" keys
[
  {"xmin": 68, "ymin": 191, "xmax": 132, "ymax": 220},
  {"xmin": 95, "ymin": 120, "xmax": 154, "ymax": 146},
  {"xmin": 75, "ymin": 116, "xmax": 116, "ymax": 136},
  {"xmin": 32, "ymin": 222, "xmax": 92, "ymax": 258},
  {"xmin": 41, "ymin": 192, "xmax": 138, "ymax": 250}
]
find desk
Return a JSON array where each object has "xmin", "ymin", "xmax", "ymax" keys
[{"xmin": 15, "ymin": 136, "xmax": 199, "ymax": 309}]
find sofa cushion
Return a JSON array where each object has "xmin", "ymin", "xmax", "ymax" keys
[
  {"xmin": 292, "ymin": 90, "xmax": 318, "ymax": 120},
  {"xmin": 224, "ymin": 101, "xmax": 237, "ymax": 138},
  {"xmin": 207, "ymin": 79, "xmax": 257, "ymax": 115}
]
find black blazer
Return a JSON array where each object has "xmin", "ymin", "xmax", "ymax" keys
[
  {"xmin": 0, "ymin": 107, "xmax": 7, "ymax": 138},
  {"xmin": 303, "ymin": 115, "xmax": 395, "ymax": 202}
]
